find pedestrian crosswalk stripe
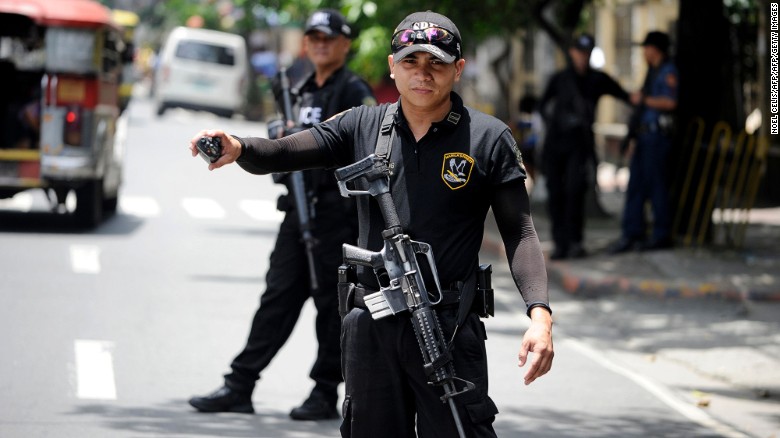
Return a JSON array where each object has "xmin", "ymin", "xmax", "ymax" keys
[
  {"xmin": 119, "ymin": 195, "xmax": 160, "ymax": 217},
  {"xmin": 70, "ymin": 245, "xmax": 101, "ymax": 274},
  {"xmin": 239, "ymin": 199, "xmax": 284, "ymax": 223},
  {"xmin": 0, "ymin": 192, "xmax": 34, "ymax": 212},
  {"xmin": 182, "ymin": 197, "xmax": 226, "ymax": 219},
  {"xmin": 74, "ymin": 340, "xmax": 117, "ymax": 400}
]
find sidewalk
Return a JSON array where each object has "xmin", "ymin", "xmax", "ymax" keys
[{"xmin": 483, "ymin": 172, "xmax": 780, "ymax": 303}]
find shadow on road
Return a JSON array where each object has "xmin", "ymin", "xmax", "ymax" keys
[
  {"xmin": 495, "ymin": 406, "xmax": 724, "ymax": 437},
  {"xmin": 66, "ymin": 400, "xmax": 340, "ymax": 438},
  {"xmin": 0, "ymin": 210, "xmax": 145, "ymax": 236}
]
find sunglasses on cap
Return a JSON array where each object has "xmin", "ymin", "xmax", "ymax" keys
[{"xmin": 391, "ymin": 26, "xmax": 459, "ymax": 53}]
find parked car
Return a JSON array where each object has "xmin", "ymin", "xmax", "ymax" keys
[{"xmin": 154, "ymin": 26, "xmax": 249, "ymax": 118}]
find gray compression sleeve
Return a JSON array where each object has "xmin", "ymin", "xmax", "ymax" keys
[
  {"xmin": 235, "ymin": 130, "xmax": 332, "ymax": 175},
  {"xmin": 491, "ymin": 178, "xmax": 551, "ymax": 315}
]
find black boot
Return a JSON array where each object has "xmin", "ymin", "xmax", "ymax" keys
[
  {"xmin": 188, "ymin": 386, "xmax": 254, "ymax": 414},
  {"xmin": 607, "ymin": 237, "xmax": 643, "ymax": 255},
  {"xmin": 289, "ymin": 387, "xmax": 339, "ymax": 421},
  {"xmin": 567, "ymin": 242, "xmax": 587, "ymax": 259}
]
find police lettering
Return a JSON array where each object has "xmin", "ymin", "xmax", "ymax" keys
[{"xmin": 299, "ymin": 106, "xmax": 323, "ymax": 125}]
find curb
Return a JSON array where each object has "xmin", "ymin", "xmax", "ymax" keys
[
  {"xmin": 546, "ymin": 262, "xmax": 780, "ymax": 302},
  {"xmin": 480, "ymin": 235, "xmax": 780, "ymax": 302}
]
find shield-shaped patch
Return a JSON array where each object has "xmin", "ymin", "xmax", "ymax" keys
[{"xmin": 441, "ymin": 152, "xmax": 474, "ymax": 190}]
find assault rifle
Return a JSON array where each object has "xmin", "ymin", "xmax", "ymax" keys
[
  {"xmin": 334, "ymin": 154, "xmax": 475, "ymax": 438},
  {"xmin": 277, "ymin": 67, "xmax": 319, "ymax": 291}
]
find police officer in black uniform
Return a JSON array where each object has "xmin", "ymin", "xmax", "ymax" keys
[
  {"xmin": 188, "ymin": 9, "xmax": 376, "ymax": 420},
  {"xmin": 189, "ymin": 11, "xmax": 553, "ymax": 437},
  {"xmin": 539, "ymin": 34, "xmax": 631, "ymax": 260}
]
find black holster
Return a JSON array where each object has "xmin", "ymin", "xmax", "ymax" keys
[
  {"xmin": 472, "ymin": 264, "xmax": 494, "ymax": 318},
  {"xmin": 337, "ymin": 264, "xmax": 357, "ymax": 319}
]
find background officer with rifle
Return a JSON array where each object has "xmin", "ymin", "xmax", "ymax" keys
[
  {"xmin": 188, "ymin": 9, "xmax": 376, "ymax": 421},
  {"xmin": 189, "ymin": 10, "xmax": 553, "ymax": 437}
]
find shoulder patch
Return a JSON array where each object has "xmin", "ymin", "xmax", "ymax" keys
[
  {"xmin": 665, "ymin": 73, "xmax": 678, "ymax": 89},
  {"xmin": 510, "ymin": 141, "xmax": 527, "ymax": 173},
  {"xmin": 441, "ymin": 152, "xmax": 474, "ymax": 190},
  {"xmin": 324, "ymin": 108, "xmax": 352, "ymax": 123}
]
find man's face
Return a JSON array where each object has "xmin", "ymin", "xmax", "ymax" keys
[
  {"xmin": 568, "ymin": 47, "xmax": 591, "ymax": 73},
  {"xmin": 303, "ymin": 31, "xmax": 351, "ymax": 69},
  {"xmin": 388, "ymin": 51, "xmax": 465, "ymax": 110},
  {"xmin": 643, "ymin": 45, "xmax": 662, "ymax": 65}
]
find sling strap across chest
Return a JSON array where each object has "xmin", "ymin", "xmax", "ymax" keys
[{"xmin": 370, "ymin": 102, "xmax": 491, "ymax": 331}]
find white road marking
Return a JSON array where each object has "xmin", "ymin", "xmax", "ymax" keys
[
  {"xmin": 74, "ymin": 340, "xmax": 117, "ymax": 400},
  {"xmin": 119, "ymin": 195, "xmax": 161, "ymax": 217},
  {"xmin": 239, "ymin": 199, "xmax": 284, "ymax": 223},
  {"xmin": 181, "ymin": 197, "xmax": 226, "ymax": 219},
  {"xmin": 70, "ymin": 245, "xmax": 101, "ymax": 274},
  {"xmin": 562, "ymin": 338, "xmax": 748, "ymax": 438},
  {"xmin": 491, "ymin": 288, "xmax": 747, "ymax": 438},
  {"xmin": 0, "ymin": 192, "xmax": 34, "ymax": 211}
]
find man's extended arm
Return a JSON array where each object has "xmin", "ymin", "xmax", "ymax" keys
[{"xmin": 188, "ymin": 129, "xmax": 331, "ymax": 174}]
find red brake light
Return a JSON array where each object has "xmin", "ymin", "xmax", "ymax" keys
[{"xmin": 64, "ymin": 106, "xmax": 82, "ymax": 146}]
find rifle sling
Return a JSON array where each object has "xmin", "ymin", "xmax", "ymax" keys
[
  {"xmin": 375, "ymin": 102, "xmax": 398, "ymax": 161},
  {"xmin": 371, "ymin": 102, "xmax": 479, "ymax": 329}
]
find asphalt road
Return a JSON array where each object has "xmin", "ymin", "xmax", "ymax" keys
[{"xmin": 0, "ymin": 92, "xmax": 758, "ymax": 437}]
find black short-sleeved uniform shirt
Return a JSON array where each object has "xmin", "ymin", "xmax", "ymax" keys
[
  {"xmin": 310, "ymin": 92, "xmax": 526, "ymax": 289},
  {"xmin": 539, "ymin": 67, "xmax": 630, "ymax": 144},
  {"xmin": 294, "ymin": 66, "xmax": 377, "ymax": 128},
  {"xmin": 287, "ymin": 67, "xmax": 376, "ymax": 194}
]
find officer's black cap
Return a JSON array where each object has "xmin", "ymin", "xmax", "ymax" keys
[
  {"xmin": 305, "ymin": 9, "xmax": 352, "ymax": 38},
  {"xmin": 571, "ymin": 34, "xmax": 595, "ymax": 53},
  {"xmin": 391, "ymin": 11, "xmax": 462, "ymax": 64},
  {"xmin": 639, "ymin": 31, "xmax": 670, "ymax": 54}
]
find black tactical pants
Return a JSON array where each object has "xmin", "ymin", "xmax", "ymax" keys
[
  {"xmin": 224, "ymin": 198, "xmax": 357, "ymax": 399},
  {"xmin": 340, "ymin": 306, "xmax": 498, "ymax": 438},
  {"xmin": 543, "ymin": 140, "xmax": 594, "ymax": 253}
]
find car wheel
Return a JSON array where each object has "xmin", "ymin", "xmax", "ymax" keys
[{"xmin": 74, "ymin": 179, "xmax": 104, "ymax": 228}]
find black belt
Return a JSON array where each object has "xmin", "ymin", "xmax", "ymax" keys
[{"xmin": 352, "ymin": 286, "xmax": 461, "ymax": 310}]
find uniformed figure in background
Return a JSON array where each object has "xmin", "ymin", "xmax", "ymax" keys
[
  {"xmin": 188, "ymin": 9, "xmax": 376, "ymax": 421},
  {"xmin": 609, "ymin": 31, "xmax": 678, "ymax": 253},
  {"xmin": 539, "ymin": 34, "xmax": 631, "ymax": 260},
  {"xmin": 188, "ymin": 11, "xmax": 554, "ymax": 437}
]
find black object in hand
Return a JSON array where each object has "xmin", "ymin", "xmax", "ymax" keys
[{"xmin": 196, "ymin": 136, "xmax": 222, "ymax": 163}]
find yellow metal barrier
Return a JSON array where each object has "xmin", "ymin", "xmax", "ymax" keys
[
  {"xmin": 717, "ymin": 131, "xmax": 752, "ymax": 246},
  {"xmin": 672, "ymin": 118, "xmax": 768, "ymax": 249},
  {"xmin": 684, "ymin": 121, "xmax": 731, "ymax": 247},
  {"xmin": 735, "ymin": 136, "xmax": 769, "ymax": 247},
  {"xmin": 672, "ymin": 117, "xmax": 705, "ymax": 240}
]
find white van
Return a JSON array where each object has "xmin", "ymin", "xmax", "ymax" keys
[{"xmin": 154, "ymin": 27, "xmax": 248, "ymax": 118}]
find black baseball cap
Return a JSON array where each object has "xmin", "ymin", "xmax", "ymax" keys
[
  {"xmin": 391, "ymin": 11, "xmax": 462, "ymax": 64},
  {"xmin": 640, "ymin": 31, "xmax": 670, "ymax": 54},
  {"xmin": 304, "ymin": 9, "xmax": 352, "ymax": 38},
  {"xmin": 572, "ymin": 34, "xmax": 595, "ymax": 52}
]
